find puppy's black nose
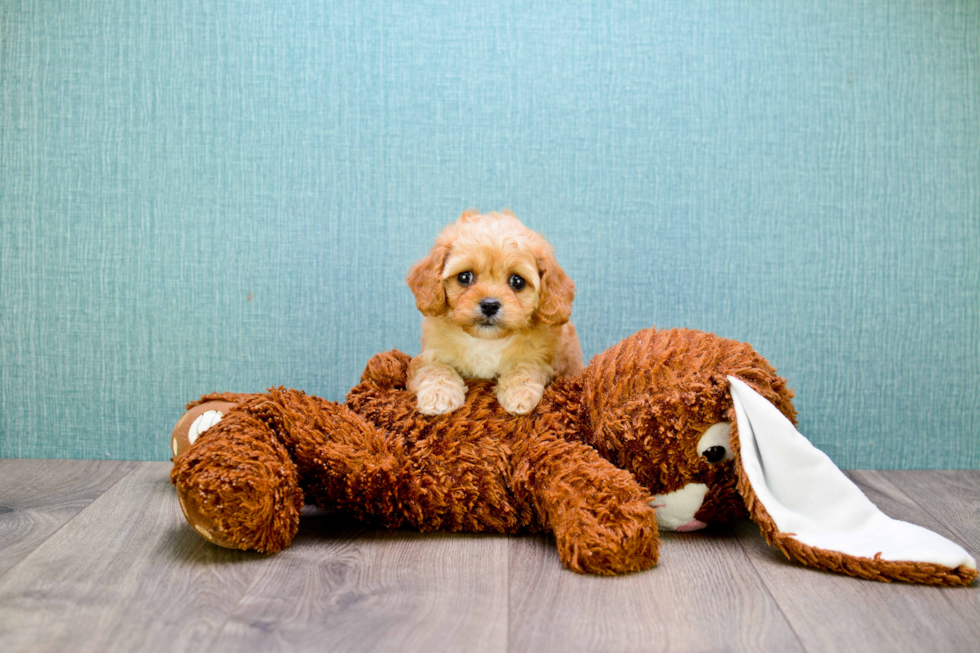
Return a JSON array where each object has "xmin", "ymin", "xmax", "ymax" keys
[{"xmin": 479, "ymin": 298, "xmax": 501, "ymax": 317}]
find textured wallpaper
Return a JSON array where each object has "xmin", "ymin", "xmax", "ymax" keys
[{"xmin": 1, "ymin": 0, "xmax": 977, "ymax": 467}]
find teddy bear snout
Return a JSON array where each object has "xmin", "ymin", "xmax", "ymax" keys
[{"xmin": 649, "ymin": 482, "xmax": 710, "ymax": 531}]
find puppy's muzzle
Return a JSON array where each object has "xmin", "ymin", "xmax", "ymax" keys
[{"xmin": 479, "ymin": 298, "xmax": 501, "ymax": 318}]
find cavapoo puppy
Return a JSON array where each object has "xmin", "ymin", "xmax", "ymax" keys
[{"xmin": 406, "ymin": 210, "xmax": 585, "ymax": 415}]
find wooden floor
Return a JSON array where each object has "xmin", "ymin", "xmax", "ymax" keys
[{"xmin": 0, "ymin": 460, "xmax": 977, "ymax": 652}]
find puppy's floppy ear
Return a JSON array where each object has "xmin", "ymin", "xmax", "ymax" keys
[
  {"xmin": 406, "ymin": 242, "xmax": 450, "ymax": 316},
  {"xmin": 536, "ymin": 246, "xmax": 575, "ymax": 326}
]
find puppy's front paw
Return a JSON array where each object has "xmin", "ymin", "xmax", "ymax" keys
[
  {"xmin": 416, "ymin": 379, "xmax": 467, "ymax": 415},
  {"xmin": 496, "ymin": 382, "xmax": 544, "ymax": 415}
]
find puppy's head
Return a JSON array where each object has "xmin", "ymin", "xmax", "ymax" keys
[{"xmin": 406, "ymin": 210, "xmax": 575, "ymax": 339}]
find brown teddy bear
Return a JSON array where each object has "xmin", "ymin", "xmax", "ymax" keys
[{"xmin": 170, "ymin": 328, "xmax": 976, "ymax": 585}]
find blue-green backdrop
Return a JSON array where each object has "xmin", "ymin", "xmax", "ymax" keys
[{"xmin": 1, "ymin": 0, "xmax": 977, "ymax": 467}]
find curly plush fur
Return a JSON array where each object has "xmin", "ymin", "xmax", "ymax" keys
[
  {"xmin": 171, "ymin": 328, "xmax": 784, "ymax": 575},
  {"xmin": 170, "ymin": 328, "xmax": 977, "ymax": 584}
]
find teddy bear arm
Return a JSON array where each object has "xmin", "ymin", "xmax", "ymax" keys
[
  {"xmin": 358, "ymin": 350, "xmax": 413, "ymax": 389},
  {"xmin": 510, "ymin": 431, "xmax": 661, "ymax": 575}
]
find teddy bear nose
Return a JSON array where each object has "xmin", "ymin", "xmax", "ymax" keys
[{"xmin": 479, "ymin": 299, "xmax": 501, "ymax": 317}]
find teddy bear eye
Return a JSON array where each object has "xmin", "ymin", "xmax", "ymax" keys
[
  {"xmin": 696, "ymin": 422, "xmax": 734, "ymax": 464},
  {"xmin": 509, "ymin": 274, "xmax": 526, "ymax": 290},
  {"xmin": 703, "ymin": 446, "xmax": 727, "ymax": 464},
  {"xmin": 457, "ymin": 271, "xmax": 473, "ymax": 285}
]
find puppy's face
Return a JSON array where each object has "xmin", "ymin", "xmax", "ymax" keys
[
  {"xmin": 442, "ymin": 235, "xmax": 540, "ymax": 339},
  {"xmin": 407, "ymin": 211, "xmax": 575, "ymax": 340}
]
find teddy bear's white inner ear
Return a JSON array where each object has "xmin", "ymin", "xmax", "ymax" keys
[{"xmin": 728, "ymin": 376, "xmax": 976, "ymax": 571}]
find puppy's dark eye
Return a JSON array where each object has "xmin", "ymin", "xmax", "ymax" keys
[
  {"xmin": 509, "ymin": 274, "xmax": 526, "ymax": 290},
  {"xmin": 703, "ymin": 446, "xmax": 726, "ymax": 464},
  {"xmin": 457, "ymin": 271, "xmax": 473, "ymax": 285}
]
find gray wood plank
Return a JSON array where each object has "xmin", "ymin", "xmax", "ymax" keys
[
  {"xmin": 733, "ymin": 470, "xmax": 980, "ymax": 653},
  {"xmin": 209, "ymin": 512, "xmax": 509, "ymax": 653},
  {"xmin": 860, "ymin": 471, "xmax": 980, "ymax": 631},
  {"xmin": 1, "ymin": 462, "xmax": 975, "ymax": 653},
  {"xmin": 508, "ymin": 527, "xmax": 805, "ymax": 653},
  {"xmin": 0, "ymin": 462, "xmax": 269, "ymax": 653},
  {"xmin": 0, "ymin": 459, "xmax": 138, "ymax": 577}
]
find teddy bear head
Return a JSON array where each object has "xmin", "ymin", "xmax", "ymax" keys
[
  {"xmin": 577, "ymin": 328, "xmax": 795, "ymax": 531},
  {"xmin": 569, "ymin": 328, "xmax": 974, "ymax": 584}
]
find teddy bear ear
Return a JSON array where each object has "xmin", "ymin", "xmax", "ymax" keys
[{"xmin": 727, "ymin": 376, "xmax": 977, "ymax": 586}]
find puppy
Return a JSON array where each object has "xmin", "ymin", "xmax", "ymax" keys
[{"xmin": 406, "ymin": 210, "xmax": 585, "ymax": 416}]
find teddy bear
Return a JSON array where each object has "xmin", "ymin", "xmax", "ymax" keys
[{"xmin": 170, "ymin": 328, "xmax": 976, "ymax": 585}]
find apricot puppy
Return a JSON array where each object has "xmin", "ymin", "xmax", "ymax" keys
[{"xmin": 406, "ymin": 210, "xmax": 584, "ymax": 415}]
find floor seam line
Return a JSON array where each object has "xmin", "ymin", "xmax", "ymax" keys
[
  {"xmin": 0, "ymin": 459, "xmax": 142, "ymax": 584},
  {"xmin": 732, "ymin": 526, "xmax": 811, "ymax": 653}
]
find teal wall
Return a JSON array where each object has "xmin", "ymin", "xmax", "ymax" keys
[{"xmin": 1, "ymin": 1, "xmax": 977, "ymax": 467}]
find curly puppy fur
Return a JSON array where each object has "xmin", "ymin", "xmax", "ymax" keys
[{"xmin": 405, "ymin": 210, "xmax": 583, "ymax": 416}]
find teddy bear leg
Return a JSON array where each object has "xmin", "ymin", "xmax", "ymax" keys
[
  {"xmin": 298, "ymin": 436, "xmax": 410, "ymax": 528},
  {"xmin": 512, "ymin": 433, "xmax": 661, "ymax": 575},
  {"xmin": 170, "ymin": 407, "xmax": 304, "ymax": 553},
  {"xmin": 239, "ymin": 388, "xmax": 413, "ymax": 528},
  {"xmin": 300, "ymin": 428, "xmax": 410, "ymax": 528}
]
